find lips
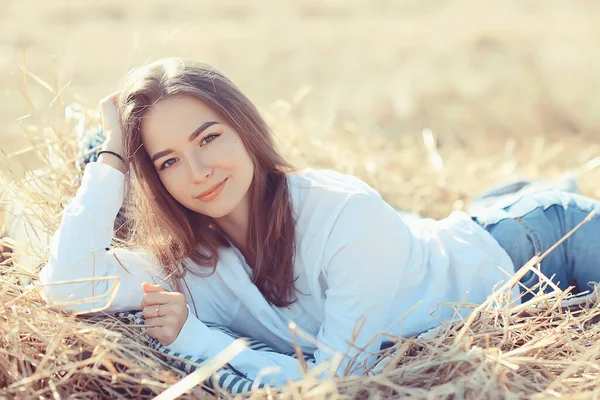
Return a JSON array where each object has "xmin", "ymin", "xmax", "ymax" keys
[{"xmin": 195, "ymin": 178, "xmax": 228, "ymax": 202}]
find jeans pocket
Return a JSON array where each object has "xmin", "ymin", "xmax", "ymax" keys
[
  {"xmin": 507, "ymin": 203, "xmax": 574, "ymax": 299},
  {"xmin": 478, "ymin": 206, "xmax": 546, "ymax": 302},
  {"xmin": 514, "ymin": 217, "xmax": 545, "ymax": 292}
]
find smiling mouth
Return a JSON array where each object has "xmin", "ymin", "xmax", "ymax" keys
[{"xmin": 195, "ymin": 178, "xmax": 228, "ymax": 202}]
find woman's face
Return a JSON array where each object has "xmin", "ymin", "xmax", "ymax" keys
[{"xmin": 141, "ymin": 95, "xmax": 254, "ymax": 220}]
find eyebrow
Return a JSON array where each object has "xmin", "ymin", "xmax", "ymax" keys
[{"xmin": 150, "ymin": 121, "xmax": 220, "ymax": 163}]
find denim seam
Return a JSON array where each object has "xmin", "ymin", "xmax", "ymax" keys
[
  {"xmin": 518, "ymin": 218, "xmax": 543, "ymax": 257},
  {"xmin": 473, "ymin": 215, "xmax": 509, "ymax": 229},
  {"xmin": 512, "ymin": 217, "xmax": 544, "ymax": 299}
]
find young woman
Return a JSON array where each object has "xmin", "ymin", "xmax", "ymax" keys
[{"xmin": 39, "ymin": 57, "xmax": 600, "ymax": 385}]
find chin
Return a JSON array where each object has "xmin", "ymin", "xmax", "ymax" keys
[
  {"xmin": 204, "ymin": 209, "xmax": 231, "ymax": 219},
  {"xmin": 192, "ymin": 203, "xmax": 234, "ymax": 219}
]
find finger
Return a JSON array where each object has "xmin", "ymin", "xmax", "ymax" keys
[
  {"xmin": 142, "ymin": 282, "xmax": 165, "ymax": 293},
  {"xmin": 142, "ymin": 303, "xmax": 172, "ymax": 319},
  {"xmin": 146, "ymin": 326, "xmax": 168, "ymax": 343},
  {"xmin": 143, "ymin": 304, "xmax": 159, "ymax": 319},
  {"xmin": 145, "ymin": 319, "xmax": 179, "ymax": 346},
  {"xmin": 140, "ymin": 291, "xmax": 170, "ymax": 310},
  {"xmin": 143, "ymin": 302, "xmax": 187, "ymax": 320},
  {"xmin": 144, "ymin": 316, "xmax": 172, "ymax": 328},
  {"xmin": 145, "ymin": 317, "xmax": 177, "ymax": 344}
]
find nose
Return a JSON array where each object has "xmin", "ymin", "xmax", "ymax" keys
[{"xmin": 187, "ymin": 150, "xmax": 213, "ymax": 184}]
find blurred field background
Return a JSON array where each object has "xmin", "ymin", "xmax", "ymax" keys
[
  {"xmin": 2, "ymin": 1, "xmax": 600, "ymax": 397},
  {"xmin": 2, "ymin": 0, "xmax": 600, "ymax": 221}
]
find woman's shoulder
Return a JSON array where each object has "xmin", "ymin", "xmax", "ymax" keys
[
  {"xmin": 286, "ymin": 168, "xmax": 387, "ymax": 239},
  {"xmin": 286, "ymin": 168, "xmax": 403, "ymax": 277}
]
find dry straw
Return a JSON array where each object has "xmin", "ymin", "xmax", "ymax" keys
[{"xmin": 2, "ymin": 66, "xmax": 600, "ymax": 399}]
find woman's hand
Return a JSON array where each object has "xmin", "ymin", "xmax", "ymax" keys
[
  {"xmin": 141, "ymin": 282, "xmax": 190, "ymax": 346},
  {"xmin": 98, "ymin": 92, "xmax": 128, "ymax": 173}
]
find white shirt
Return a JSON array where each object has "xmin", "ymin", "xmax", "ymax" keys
[{"xmin": 39, "ymin": 162, "xmax": 519, "ymax": 385}]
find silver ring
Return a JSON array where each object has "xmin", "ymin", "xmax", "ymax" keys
[{"xmin": 156, "ymin": 304, "xmax": 161, "ymax": 317}]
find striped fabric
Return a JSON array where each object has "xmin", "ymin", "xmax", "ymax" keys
[{"xmin": 115, "ymin": 311, "xmax": 317, "ymax": 393}]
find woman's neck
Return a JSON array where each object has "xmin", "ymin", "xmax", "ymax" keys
[{"xmin": 215, "ymin": 194, "xmax": 250, "ymax": 255}]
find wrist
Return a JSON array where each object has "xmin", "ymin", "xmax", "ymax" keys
[
  {"xmin": 164, "ymin": 305, "xmax": 192, "ymax": 348},
  {"xmin": 97, "ymin": 151, "xmax": 127, "ymax": 174},
  {"xmin": 101, "ymin": 141, "xmax": 124, "ymax": 155},
  {"xmin": 98, "ymin": 150, "xmax": 125, "ymax": 163}
]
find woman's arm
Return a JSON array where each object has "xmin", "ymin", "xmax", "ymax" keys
[
  {"xmin": 166, "ymin": 311, "xmax": 316, "ymax": 386},
  {"xmin": 39, "ymin": 94, "xmax": 167, "ymax": 314},
  {"xmin": 39, "ymin": 162, "xmax": 167, "ymax": 314},
  {"xmin": 158, "ymin": 194, "xmax": 409, "ymax": 384},
  {"xmin": 315, "ymin": 193, "xmax": 411, "ymax": 376}
]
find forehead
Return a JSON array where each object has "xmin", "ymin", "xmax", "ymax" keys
[{"xmin": 141, "ymin": 95, "xmax": 219, "ymax": 149}]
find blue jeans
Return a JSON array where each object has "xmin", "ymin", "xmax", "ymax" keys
[{"xmin": 472, "ymin": 190, "xmax": 600, "ymax": 303}]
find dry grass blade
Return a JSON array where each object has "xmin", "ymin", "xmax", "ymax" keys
[
  {"xmin": 1, "ymin": 69, "xmax": 600, "ymax": 398},
  {"xmin": 154, "ymin": 339, "xmax": 248, "ymax": 400}
]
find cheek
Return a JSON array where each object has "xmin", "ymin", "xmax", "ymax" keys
[
  {"xmin": 158, "ymin": 173, "xmax": 187, "ymax": 203},
  {"xmin": 231, "ymin": 140, "xmax": 254, "ymax": 171},
  {"xmin": 229, "ymin": 153, "xmax": 254, "ymax": 185}
]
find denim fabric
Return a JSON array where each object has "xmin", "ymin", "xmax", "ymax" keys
[{"xmin": 472, "ymin": 190, "xmax": 600, "ymax": 303}]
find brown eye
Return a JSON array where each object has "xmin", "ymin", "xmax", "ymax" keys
[
  {"xmin": 160, "ymin": 158, "xmax": 178, "ymax": 170},
  {"xmin": 200, "ymin": 133, "xmax": 220, "ymax": 146}
]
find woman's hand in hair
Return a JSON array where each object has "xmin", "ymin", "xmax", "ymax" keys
[
  {"xmin": 140, "ymin": 282, "xmax": 190, "ymax": 346},
  {"xmin": 98, "ymin": 92, "xmax": 127, "ymax": 173}
]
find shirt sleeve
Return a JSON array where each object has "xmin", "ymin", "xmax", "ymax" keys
[
  {"xmin": 315, "ymin": 193, "xmax": 411, "ymax": 376},
  {"xmin": 167, "ymin": 311, "xmax": 315, "ymax": 386},
  {"xmin": 38, "ymin": 162, "xmax": 169, "ymax": 314}
]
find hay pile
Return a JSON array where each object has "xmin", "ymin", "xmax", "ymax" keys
[{"xmin": 2, "ymin": 79, "xmax": 600, "ymax": 399}]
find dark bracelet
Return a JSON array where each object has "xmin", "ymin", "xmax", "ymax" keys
[{"xmin": 97, "ymin": 150, "xmax": 126, "ymax": 163}]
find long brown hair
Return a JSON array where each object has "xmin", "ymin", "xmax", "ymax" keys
[{"xmin": 119, "ymin": 58, "xmax": 297, "ymax": 307}]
